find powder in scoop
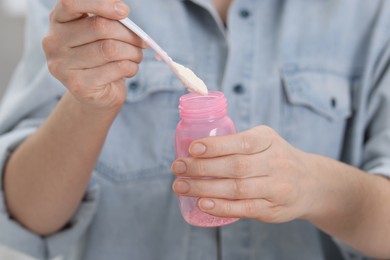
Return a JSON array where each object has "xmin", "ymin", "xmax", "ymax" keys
[{"xmin": 172, "ymin": 62, "xmax": 208, "ymax": 96}]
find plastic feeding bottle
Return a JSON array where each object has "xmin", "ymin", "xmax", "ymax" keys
[{"xmin": 175, "ymin": 91, "xmax": 239, "ymax": 227}]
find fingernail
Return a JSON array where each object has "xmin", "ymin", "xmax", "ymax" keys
[
  {"xmin": 114, "ymin": 2, "xmax": 128, "ymax": 16},
  {"xmin": 173, "ymin": 180, "xmax": 190, "ymax": 194},
  {"xmin": 200, "ymin": 199, "xmax": 215, "ymax": 210},
  {"xmin": 172, "ymin": 161, "xmax": 187, "ymax": 174},
  {"xmin": 190, "ymin": 143, "xmax": 206, "ymax": 156}
]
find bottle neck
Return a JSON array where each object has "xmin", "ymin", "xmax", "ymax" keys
[{"xmin": 179, "ymin": 91, "xmax": 227, "ymax": 121}]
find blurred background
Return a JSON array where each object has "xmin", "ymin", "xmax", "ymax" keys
[
  {"xmin": 0, "ymin": 1, "xmax": 38, "ymax": 259},
  {"xmin": 0, "ymin": 0, "xmax": 26, "ymax": 99}
]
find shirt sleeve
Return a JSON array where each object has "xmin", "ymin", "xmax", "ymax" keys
[
  {"xmin": 333, "ymin": 16, "xmax": 390, "ymax": 260},
  {"xmin": 361, "ymin": 40, "xmax": 390, "ymax": 178},
  {"xmin": 0, "ymin": 0, "xmax": 100, "ymax": 259}
]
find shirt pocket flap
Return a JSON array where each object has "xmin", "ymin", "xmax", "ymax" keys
[
  {"xmin": 125, "ymin": 60, "xmax": 186, "ymax": 102},
  {"xmin": 281, "ymin": 65, "xmax": 352, "ymax": 121}
]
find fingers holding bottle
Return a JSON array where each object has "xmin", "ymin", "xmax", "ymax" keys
[{"xmin": 172, "ymin": 125, "xmax": 317, "ymax": 223}]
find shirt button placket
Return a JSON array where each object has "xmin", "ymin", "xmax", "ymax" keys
[
  {"xmin": 221, "ymin": 2, "xmax": 254, "ymax": 258},
  {"xmin": 233, "ymin": 2, "xmax": 254, "ymax": 131}
]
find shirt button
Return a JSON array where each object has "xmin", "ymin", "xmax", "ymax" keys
[
  {"xmin": 239, "ymin": 9, "xmax": 250, "ymax": 18},
  {"xmin": 233, "ymin": 84, "xmax": 245, "ymax": 94},
  {"xmin": 128, "ymin": 81, "xmax": 140, "ymax": 91},
  {"xmin": 330, "ymin": 97, "xmax": 337, "ymax": 108}
]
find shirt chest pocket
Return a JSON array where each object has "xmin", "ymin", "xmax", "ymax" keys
[
  {"xmin": 280, "ymin": 64, "xmax": 355, "ymax": 158},
  {"xmin": 95, "ymin": 60, "xmax": 187, "ymax": 183}
]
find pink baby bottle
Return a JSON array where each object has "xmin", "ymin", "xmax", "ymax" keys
[{"xmin": 175, "ymin": 90, "xmax": 239, "ymax": 227}]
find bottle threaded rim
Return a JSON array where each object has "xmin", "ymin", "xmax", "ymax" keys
[{"xmin": 179, "ymin": 91, "xmax": 227, "ymax": 120}]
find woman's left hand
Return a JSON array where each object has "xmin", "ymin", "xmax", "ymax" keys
[{"xmin": 171, "ymin": 125, "xmax": 319, "ymax": 223}]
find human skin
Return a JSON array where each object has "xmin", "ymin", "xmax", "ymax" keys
[
  {"xmin": 171, "ymin": 126, "xmax": 390, "ymax": 259},
  {"xmin": 212, "ymin": 0, "xmax": 232, "ymax": 25},
  {"xmin": 3, "ymin": 0, "xmax": 389, "ymax": 259},
  {"xmin": 3, "ymin": 0, "xmax": 146, "ymax": 236}
]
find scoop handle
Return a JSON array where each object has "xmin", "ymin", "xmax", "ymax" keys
[{"xmin": 119, "ymin": 18, "xmax": 173, "ymax": 65}]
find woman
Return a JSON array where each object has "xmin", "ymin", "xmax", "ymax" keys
[{"xmin": 0, "ymin": 0, "xmax": 389, "ymax": 259}]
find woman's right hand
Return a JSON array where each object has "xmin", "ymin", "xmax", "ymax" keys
[{"xmin": 42, "ymin": 0, "xmax": 147, "ymax": 110}]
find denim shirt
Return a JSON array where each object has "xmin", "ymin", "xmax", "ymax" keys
[{"xmin": 0, "ymin": 0, "xmax": 390, "ymax": 259}]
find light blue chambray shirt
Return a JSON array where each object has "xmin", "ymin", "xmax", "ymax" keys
[{"xmin": 0, "ymin": 0, "xmax": 390, "ymax": 259}]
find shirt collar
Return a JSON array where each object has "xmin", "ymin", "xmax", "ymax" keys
[{"xmin": 178, "ymin": 0, "xmax": 227, "ymax": 37}]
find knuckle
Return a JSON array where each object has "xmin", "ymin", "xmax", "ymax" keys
[
  {"xmin": 117, "ymin": 60, "xmax": 138, "ymax": 77},
  {"xmin": 128, "ymin": 63, "xmax": 139, "ymax": 77},
  {"xmin": 116, "ymin": 60, "xmax": 128, "ymax": 72},
  {"xmin": 232, "ymin": 179, "xmax": 247, "ymax": 198},
  {"xmin": 41, "ymin": 34, "xmax": 50, "ymax": 49},
  {"xmin": 243, "ymin": 200, "xmax": 257, "ymax": 217},
  {"xmin": 240, "ymin": 133, "xmax": 257, "ymax": 154},
  {"xmin": 66, "ymin": 76, "xmax": 84, "ymax": 93},
  {"xmin": 257, "ymin": 125, "xmax": 277, "ymax": 145},
  {"xmin": 59, "ymin": 0, "xmax": 75, "ymax": 11},
  {"xmin": 222, "ymin": 201, "xmax": 233, "ymax": 215},
  {"xmin": 257, "ymin": 125, "xmax": 275, "ymax": 137},
  {"xmin": 231, "ymin": 157, "xmax": 249, "ymax": 177},
  {"xmin": 133, "ymin": 48, "xmax": 144, "ymax": 63},
  {"xmin": 100, "ymin": 40, "xmax": 118, "ymax": 60},
  {"xmin": 47, "ymin": 60, "xmax": 61, "ymax": 77},
  {"xmin": 42, "ymin": 35, "xmax": 53, "ymax": 54},
  {"xmin": 194, "ymin": 160, "xmax": 207, "ymax": 176},
  {"xmin": 244, "ymin": 125, "xmax": 275, "ymax": 153},
  {"xmin": 42, "ymin": 32, "xmax": 59, "ymax": 52}
]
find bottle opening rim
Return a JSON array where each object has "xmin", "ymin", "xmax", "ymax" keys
[{"xmin": 179, "ymin": 91, "xmax": 227, "ymax": 120}]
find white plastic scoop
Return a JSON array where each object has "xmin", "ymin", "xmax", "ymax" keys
[{"xmin": 119, "ymin": 18, "xmax": 208, "ymax": 96}]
